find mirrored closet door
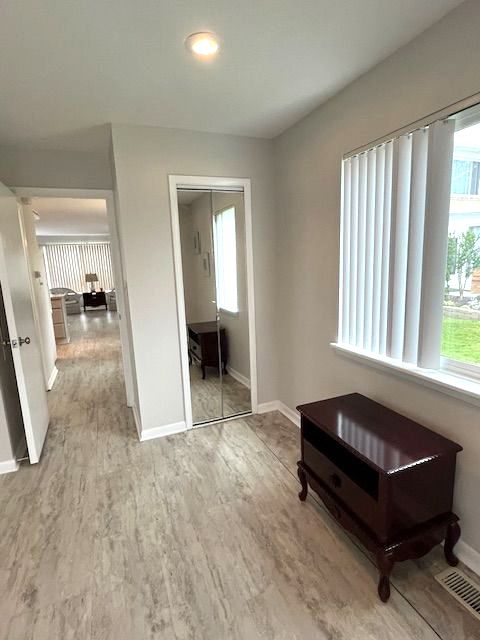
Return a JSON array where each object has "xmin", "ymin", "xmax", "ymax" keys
[{"xmin": 177, "ymin": 188, "xmax": 251, "ymax": 425}]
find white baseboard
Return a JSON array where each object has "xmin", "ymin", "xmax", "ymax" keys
[
  {"xmin": 0, "ymin": 458, "xmax": 19, "ymax": 474},
  {"xmin": 140, "ymin": 421, "xmax": 187, "ymax": 442},
  {"xmin": 456, "ymin": 539, "xmax": 480, "ymax": 576},
  {"xmin": 226, "ymin": 366, "xmax": 251, "ymax": 389},
  {"xmin": 47, "ymin": 366, "xmax": 58, "ymax": 391},
  {"xmin": 132, "ymin": 404, "xmax": 142, "ymax": 441},
  {"xmin": 257, "ymin": 400, "xmax": 300, "ymax": 427}
]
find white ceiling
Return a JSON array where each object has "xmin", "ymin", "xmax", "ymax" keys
[
  {"xmin": 0, "ymin": 0, "xmax": 463, "ymax": 151},
  {"xmin": 32, "ymin": 198, "xmax": 108, "ymax": 236}
]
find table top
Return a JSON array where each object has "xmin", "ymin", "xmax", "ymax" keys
[
  {"xmin": 297, "ymin": 393, "xmax": 462, "ymax": 475},
  {"xmin": 188, "ymin": 321, "xmax": 223, "ymax": 334}
]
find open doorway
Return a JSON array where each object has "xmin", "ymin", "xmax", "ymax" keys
[
  {"xmin": 8, "ymin": 187, "xmax": 136, "ymax": 465},
  {"xmin": 32, "ymin": 197, "xmax": 118, "ymax": 348}
]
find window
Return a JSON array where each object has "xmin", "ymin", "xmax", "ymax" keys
[
  {"xmin": 213, "ymin": 206, "xmax": 238, "ymax": 313},
  {"xmin": 451, "ymin": 159, "xmax": 480, "ymax": 195},
  {"xmin": 337, "ymin": 104, "xmax": 480, "ymax": 392},
  {"xmin": 42, "ymin": 242, "xmax": 114, "ymax": 292},
  {"xmin": 442, "ymin": 122, "xmax": 480, "ymax": 370}
]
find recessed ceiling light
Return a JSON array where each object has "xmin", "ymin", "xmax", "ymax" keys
[{"xmin": 185, "ymin": 32, "xmax": 220, "ymax": 58}]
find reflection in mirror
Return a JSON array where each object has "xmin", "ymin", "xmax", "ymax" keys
[{"xmin": 177, "ymin": 188, "xmax": 251, "ymax": 424}]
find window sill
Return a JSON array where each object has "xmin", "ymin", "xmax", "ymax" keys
[
  {"xmin": 331, "ymin": 342, "xmax": 480, "ymax": 408},
  {"xmin": 219, "ymin": 308, "xmax": 239, "ymax": 317}
]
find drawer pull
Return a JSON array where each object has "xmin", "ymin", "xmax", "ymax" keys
[{"xmin": 330, "ymin": 473, "xmax": 342, "ymax": 489}]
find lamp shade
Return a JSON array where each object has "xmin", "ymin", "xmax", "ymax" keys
[{"xmin": 85, "ymin": 273, "xmax": 98, "ymax": 283}]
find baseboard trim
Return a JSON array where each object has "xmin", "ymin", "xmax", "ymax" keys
[
  {"xmin": 456, "ymin": 539, "xmax": 480, "ymax": 576},
  {"xmin": 140, "ymin": 421, "xmax": 187, "ymax": 442},
  {"xmin": 257, "ymin": 400, "xmax": 300, "ymax": 427},
  {"xmin": 226, "ymin": 366, "xmax": 251, "ymax": 389},
  {"xmin": 47, "ymin": 366, "xmax": 58, "ymax": 391},
  {"xmin": 0, "ymin": 458, "xmax": 19, "ymax": 474},
  {"xmin": 132, "ymin": 404, "xmax": 142, "ymax": 441}
]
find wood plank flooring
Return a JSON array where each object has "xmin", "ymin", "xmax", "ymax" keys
[
  {"xmin": 190, "ymin": 362, "xmax": 251, "ymax": 423},
  {"xmin": 0, "ymin": 311, "xmax": 478, "ymax": 639}
]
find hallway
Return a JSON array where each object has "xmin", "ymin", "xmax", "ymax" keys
[{"xmin": 0, "ymin": 313, "xmax": 478, "ymax": 639}]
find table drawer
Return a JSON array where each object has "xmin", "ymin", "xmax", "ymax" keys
[
  {"xmin": 54, "ymin": 323, "xmax": 67, "ymax": 339},
  {"xmin": 303, "ymin": 439, "xmax": 380, "ymax": 535},
  {"xmin": 52, "ymin": 308, "xmax": 64, "ymax": 323}
]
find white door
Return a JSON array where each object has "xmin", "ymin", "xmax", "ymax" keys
[{"xmin": 0, "ymin": 182, "xmax": 49, "ymax": 463}]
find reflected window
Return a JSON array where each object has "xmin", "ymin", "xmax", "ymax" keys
[{"xmin": 213, "ymin": 206, "xmax": 238, "ymax": 313}]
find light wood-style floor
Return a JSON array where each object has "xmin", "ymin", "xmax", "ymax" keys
[
  {"xmin": 190, "ymin": 362, "xmax": 251, "ymax": 424},
  {"xmin": 0, "ymin": 311, "xmax": 479, "ymax": 639}
]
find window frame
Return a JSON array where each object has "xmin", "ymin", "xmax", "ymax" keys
[{"xmin": 334, "ymin": 100, "xmax": 480, "ymax": 404}]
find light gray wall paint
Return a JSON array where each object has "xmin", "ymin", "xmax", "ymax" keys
[
  {"xmin": 273, "ymin": 0, "xmax": 480, "ymax": 554},
  {"xmin": 183, "ymin": 194, "xmax": 217, "ymax": 323},
  {"xmin": 0, "ymin": 147, "xmax": 112, "ymax": 189},
  {"xmin": 111, "ymin": 124, "xmax": 277, "ymax": 431},
  {"xmin": 179, "ymin": 204, "xmax": 197, "ymax": 323}
]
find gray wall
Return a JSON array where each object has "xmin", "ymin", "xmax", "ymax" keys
[
  {"xmin": 273, "ymin": 0, "xmax": 480, "ymax": 554},
  {"xmin": 180, "ymin": 195, "xmax": 217, "ymax": 324},
  {"xmin": 0, "ymin": 147, "xmax": 112, "ymax": 189},
  {"xmin": 111, "ymin": 124, "xmax": 277, "ymax": 432}
]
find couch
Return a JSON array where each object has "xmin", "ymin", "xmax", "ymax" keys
[{"xmin": 50, "ymin": 288, "xmax": 82, "ymax": 314}]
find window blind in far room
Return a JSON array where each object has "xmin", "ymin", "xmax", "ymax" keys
[
  {"xmin": 338, "ymin": 119, "xmax": 455, "ymax": 370},
  {"xmin": 43, "ymin": 242, "xmax": 115, "ymax": 293}
]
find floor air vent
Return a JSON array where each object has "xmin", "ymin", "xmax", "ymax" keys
[{"xmin": 435, "ymin": 568, "xmax": 480, "ymax": 621}]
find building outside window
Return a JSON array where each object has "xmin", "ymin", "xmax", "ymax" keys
[{"xmin": 442, "ymin": 122, "xmax": 480, "ymax": 368}]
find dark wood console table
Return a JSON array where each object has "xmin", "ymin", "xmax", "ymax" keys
[
  {"xmin": 297, "ymin": 393, "xmax": 462, "ymax": 602},
  {"xmin": 83, "ymin": 291, "xmax": 107, "ymax": 311},
  {"xmin": 187, "ymin": 322, "xmax": 227, "ymax": 379}
]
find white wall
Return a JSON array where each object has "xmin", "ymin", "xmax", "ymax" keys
[
  {"xmin": 20, "ymin": 204, "xmax": 57, "ymax": 388},
  {"xmin": 111, "ymin": 125, "xmax": 277, "ymax": 433},
  {"xmin": 274, "ymin": 0, "xmax": 480, "ymax": 555}
]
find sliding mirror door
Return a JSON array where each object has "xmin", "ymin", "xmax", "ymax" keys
[
  {"xmin": 177, "ymin": 188, "xmax": 251, "ymax": 425},
  {"xmin": 211, "ymin": 191, "xmax": 251, "ymax": 419}
]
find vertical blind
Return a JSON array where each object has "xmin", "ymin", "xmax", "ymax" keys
[
  {"xmin": 339, "ymin": 119, "xmax": 455, "ymax": 370},
  {"xmin": 43, "ymin": 242, "xmax": 115, "ymax": 292}
]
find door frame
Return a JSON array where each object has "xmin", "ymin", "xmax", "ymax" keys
[
  {"xmin": 13, "ymin": 187, "xmax": 135, "ymax": 408},
  {"xmin": 168, "ymin": 175, "xmax": 258, "ymax": 429}
]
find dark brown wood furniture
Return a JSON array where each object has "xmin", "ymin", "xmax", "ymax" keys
[
  {"xmin": 83, "ymin": 291, "xmax": 107, "ymax": 311},
  {"xmin": 297, "ymin": 393, "xmax": 462, "ymax": 602},
  {"xmin": 187, "ymin": 321, "xmax": 227, "ymax": 379}
]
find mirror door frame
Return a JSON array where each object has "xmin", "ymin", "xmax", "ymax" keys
[{"xmin": 168, "ymin": 175, "xmax": 258, "ymax": 429}]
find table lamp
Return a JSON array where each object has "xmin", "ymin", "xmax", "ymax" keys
[{"xmin": 85, "ymin": 273, "xmax": 98, "ymax": 292}]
